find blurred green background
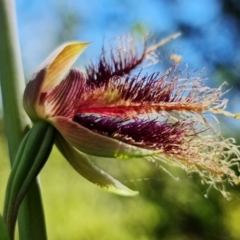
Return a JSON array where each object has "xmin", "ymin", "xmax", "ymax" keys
[{"xmin": 1, "ymin": 0, "xmax": 240, "ymax": 239}]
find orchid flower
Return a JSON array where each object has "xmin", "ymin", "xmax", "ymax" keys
[{"xmin": 23, "ymin": 35, "xmax": 240, "ymax": 198}]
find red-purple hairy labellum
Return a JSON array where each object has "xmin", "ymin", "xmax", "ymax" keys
[{"xmin": 73, "ymin": 114, "xmax": 195, "ymax": 155}]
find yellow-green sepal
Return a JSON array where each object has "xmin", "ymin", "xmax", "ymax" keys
[{"xmin": 56, "ymin": 133, "xmax": 139, "ymax": 197}]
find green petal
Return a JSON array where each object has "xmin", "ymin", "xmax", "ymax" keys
[{"xmin": 55, "ymin": 133, "xmax": 139, "ymax": 196}]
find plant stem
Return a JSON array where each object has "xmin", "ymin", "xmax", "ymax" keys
[
  {"xmin": 0, "ymin": 0, "xmax": 47, "ymax": 239},
  {"xmin": 0, "ymin": 0, "xmax": 29, "ymax": 157}
]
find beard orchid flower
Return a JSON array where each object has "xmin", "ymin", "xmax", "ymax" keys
[{"xmin": 23, "ymin": 35, "xmax": 240, "ymax": 198}]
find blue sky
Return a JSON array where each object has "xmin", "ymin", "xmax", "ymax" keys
[
  {"xmin": 1, "ymin": 0, "xmax": 240, "ymax": 127},
  {"xmin": 15, "ymin": 0, "xmax": 224, "ymax": 74}
]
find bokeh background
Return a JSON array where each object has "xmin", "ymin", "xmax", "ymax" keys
[{"xmin": 1, "ymin": 0, "xmax": 240, "ymax": 239}]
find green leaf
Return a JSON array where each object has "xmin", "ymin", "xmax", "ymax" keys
[
  {"xmin": 0, "ymin": 1, "xmax": 48, "ymax": 239},
  {"xmin": 3, "ymin": 121, "xmax": 55, "ymax": 239},
  {"xmin": 0, "ymin": 214, "xmax": 10, "ymax": 240}
]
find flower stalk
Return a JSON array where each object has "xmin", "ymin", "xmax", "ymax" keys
[{"xmin": 0, "ymin": 0, "xmax": 48, "ymax": 239}]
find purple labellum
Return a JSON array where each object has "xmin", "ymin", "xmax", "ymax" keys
[{"xmin": 73, "ymin": 114, "xmax": 195, "ymax": 154}]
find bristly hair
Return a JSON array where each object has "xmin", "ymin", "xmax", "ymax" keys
[
  {"xmin": 85, "ymin": 39, "xmax": 146, "ymax": 88},
  {"xmin": 79, "ymin": 37, "xmax": 240, "ymax": 198},
  {"xmin": 114, "ymin": 67, "xmax": 225, "ymax": 112},
  {"xmin": 84, "ymin": 37, "xmax": 226, "ymax": 119},
  {"xmin": 73, "ymin": 114, "xmax": 196, "ymax": 154}
]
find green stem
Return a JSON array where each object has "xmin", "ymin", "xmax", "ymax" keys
[
  {"xmin": 0, "ymin": 215, "xmax": 10, "ymax": 240},
  {"xmin": 4, "ymin": 121, "xmax": 55, "ymax": 239},
  {"xmin": 0, "ymin": 0, "xmax": 47, "ymax": 239}
]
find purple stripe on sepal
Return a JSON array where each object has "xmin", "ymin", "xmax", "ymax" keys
[{"xmin": 43, "ymin": 68, "xmax": 86, "ymax": 118}]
